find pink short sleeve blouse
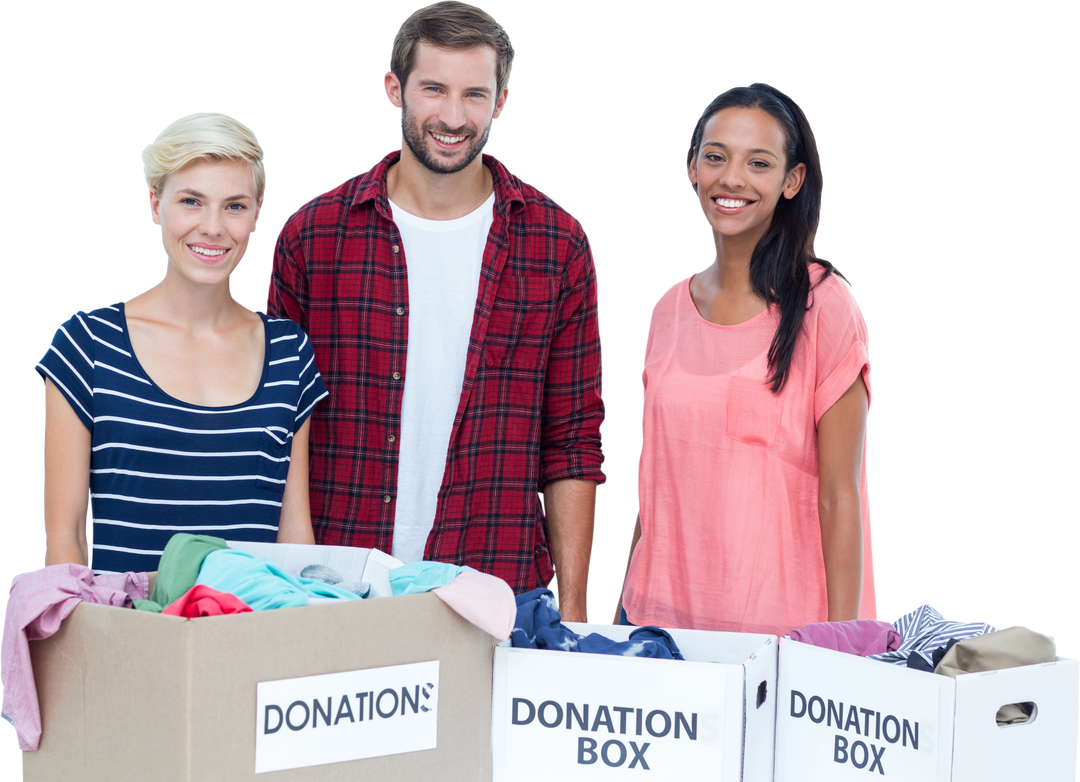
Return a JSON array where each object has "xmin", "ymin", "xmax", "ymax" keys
[{"xmin": 621, "ymin": 266, "xmax": 875, "ymax": 636}]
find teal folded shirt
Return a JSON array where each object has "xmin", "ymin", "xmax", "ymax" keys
[
  {"xmin": 389, "ymin": 561, "xmax": 472, "ymax": 596},
  {"xmin": 195, "ymin": 549, "xmax": 362, "ymax": 610}
]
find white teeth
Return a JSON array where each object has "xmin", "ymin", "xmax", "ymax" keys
[
  {"xmin": 715, "ymin": 198, "xmax": 750, "ymax": 208},
  {"xmin": 433, "ymin": 133, "xmax": 465, "ymax": 144},
  {"xmin": 190, "ymin": 246, "xmax": 226, "ymax": 257}
]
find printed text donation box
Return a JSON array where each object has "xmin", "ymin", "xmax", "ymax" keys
[{"xmin": 256, "ymin": 661, "xmax": 440, "ymax": 773}]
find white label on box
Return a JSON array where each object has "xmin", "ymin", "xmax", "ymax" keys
[
  {"xmin": 496, "ymin": 650, "xmax": 726, "ymax": 779},
  {"xmin": 779, "ymin": 648, "xmax": 942, "ymax": 780},
  {"xmin": 255, "ymin": 660, "xmax": 439, "ymax": 773}
]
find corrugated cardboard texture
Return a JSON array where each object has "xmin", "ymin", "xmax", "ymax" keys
[{"xmin": 25, "ymin": 593, "xmax": 495, "ymax": 781}]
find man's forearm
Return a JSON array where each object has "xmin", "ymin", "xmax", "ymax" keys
[{"xmin": 542, "ymin": 478, "xmax": 596, "ymax": 622}]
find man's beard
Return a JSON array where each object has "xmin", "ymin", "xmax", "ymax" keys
[{"xmin": 401, "ymin": 99, "xmax": 493, "ymax": 175}]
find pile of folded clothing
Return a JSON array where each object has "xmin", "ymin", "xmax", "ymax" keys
[
  {"xmin": 787, "ymin": 604, "xmax": 1056, "ymax": 725},
  {"xmin": 1, "ymin": 535, "xmax": 515, "ymax": 751}
]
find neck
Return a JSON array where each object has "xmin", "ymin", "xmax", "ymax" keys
[
  {"xmin": 711, "ymin": 230, "xmax": 762, "ymax": 292},
  {"xmin": 138, "ymin": 267, "xmax": 242, "ymax": 331},
  {"xmin": 387, "ymin": 145, "xmax": 493, "ymax": 220}
]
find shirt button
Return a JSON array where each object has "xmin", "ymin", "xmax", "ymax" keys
[
  {"xmin": 387, "ymin": 435, "xmax": 396, "ymax": 443},
  {"xmin": 396, "ymin": 307, "xmax": 405, "ymax": 316},
  {"xmin": 392, "ymin": 371, "xmax": 401, "ymax": 380},
  {"xmin": 383, "ymin": 495, "xmax": 392, "ymax": 504},
  {"xmin": 392, "ymin": 245, "xmax": 400, "ymax": 253}
]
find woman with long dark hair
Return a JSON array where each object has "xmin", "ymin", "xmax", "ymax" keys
[{"xmin": 617, "ymin": 84, "xmax": 874, "ymax": 636}]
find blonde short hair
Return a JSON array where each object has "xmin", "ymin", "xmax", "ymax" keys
[{"xmin": 142, "ymin": 113, "xmax": 265, "ymax": 202}]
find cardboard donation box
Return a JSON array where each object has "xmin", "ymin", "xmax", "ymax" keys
[
  {"xmin": 24, "ymin": 592, "xmax": 496, "ymax": 781},
  {"xmin": 775, "ymin": 637, "xmax": 1080, "ymax": 782},
  {"xmin": 491, "ymin": 624, "xmax": 777, "ymax": 781}
]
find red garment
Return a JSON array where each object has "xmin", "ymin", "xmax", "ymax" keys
[
  {"xmin": 269, "ymin": 152, "xmax": 605, "ymax": 593},
  {"xmin": 790, "ymin": 620, "xmax": 901, "ymax": 656},
  {"xmin": 161, "ymin": 585, "xmax": 253, "ymax": 618}
]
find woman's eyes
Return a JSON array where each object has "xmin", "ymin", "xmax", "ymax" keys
[
  {"xmin": 705, "ymin": 155, "xmax": 771, "ymax": 169},
  {"xmin": 180, "ymin": 199, "xmax": 245, "ymax": 211}
]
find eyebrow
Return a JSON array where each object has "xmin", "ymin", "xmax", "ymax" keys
[
  {"xmin": 703, "ymin": 142, "xmax": 778, "ymax": 160},
  {"xmin": 177, "ymin": 189, "xmax": 252, "ymax": 201},
  {"xmin": 414, "ymin": 78, "xmax": 492, "ymax": 94}
]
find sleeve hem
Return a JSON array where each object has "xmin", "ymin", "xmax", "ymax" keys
[{"xmin": 814, "ymin": 340, "xmax": 870, "ymax": 425}]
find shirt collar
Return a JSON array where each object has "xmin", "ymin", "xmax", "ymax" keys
[{"xmin": 351, "ymin": 151, "xmax": 525, "ymax": 219}]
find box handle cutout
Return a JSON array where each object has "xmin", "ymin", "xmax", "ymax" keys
[
  {"xmin": 756, "ymin": 680, "xmax": 767, "ymax": 709},
  {"xmin": 997, "ymin": 702, "xmax": 1037, "ymax": 727}
]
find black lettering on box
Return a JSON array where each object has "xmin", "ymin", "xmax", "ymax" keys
[
  {"xmin": 827, "ymin": 699, "xmax": 843, "ymax": 729},
  {"xmin": 285, "ymin": 701, "xmax": 310, "ymax": 731},
  {"xmin": 870, "ymin": 744, "xmax": 885, "ymax": 774},
  {"xmin": 592, "ymin": 705, "xmax": 614, "ymax": 733},
  {"xmin": 334, "ymin": 695, "xmax": 355, "ymax": 725},
  {"xmin": 538, "ymin": 701, "xmax": 563, "ymax": 728},
  {"xmin": 613, "ymin": 706, "xmax": 633, "ymax": 734},
  {"xmin": 675, "ymin": 711, "xmax": 697, "ymax": 740},
  {"xmin": 264, "ymin": 705, "xmax": 283, "ymax": 735},
  {"xmin": 601, "ymin": 739, "xmax": 627, "ymax": 768},
  {"xmin": 646, "ymin": 710, "xmax": 671, "ymax": 738},
  {"xmin": 567, "ymin": 702, "xmax": 589, "ymax": 731},
  {"xmin": 790, "ymin": 690, "xmax": 807, "ymax": 718},
  {"xmin": 628, "ymin": 741, "xmax": 651, "ymax": 770},
  {"xmin": 902, "ymin": 719, "xmax": 919, "ymax": 749},
  {"xmin": 312, "ymin": 697, "xmax": 332, "ymax": 728},
  {"xmin": 578, "ymin": 736, "xmax": 598, "ymax": 765},
  {"xmin": 401, "ymin": 684, "xmax": 420, "ymax": 715},
  {"xmin": 512, "ymin": 698, "xmax": 535, "ymax": 726}
]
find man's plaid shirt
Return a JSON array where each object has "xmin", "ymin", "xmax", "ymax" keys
[{"xmin": 268, "ymin": 152, "xmax": 605, "ymax": 593}]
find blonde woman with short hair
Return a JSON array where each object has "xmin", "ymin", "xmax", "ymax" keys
[{"xmin": 37, "ymin": 113, "xmax": 327, "ymax": 572}]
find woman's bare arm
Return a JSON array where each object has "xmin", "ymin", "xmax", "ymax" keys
[
  {"xmin": 44, "ymin": 380, "xmax": 90, "ymax": 566},
  {"xmin": 277, "ymin": 418, "xmax": 316, "ymax": 545},
  {"xmin": 816, "ymin": 374, "xmax": 869, "ymax": 621}
]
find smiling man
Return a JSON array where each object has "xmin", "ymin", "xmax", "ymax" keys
[{"xmin": 268, "ymin": 1, "xmax": 604, "ymax": 619}]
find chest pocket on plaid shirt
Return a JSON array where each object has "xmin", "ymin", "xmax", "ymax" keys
[{"xmin": 483, "ymin": 275, "xmax": 560, "ymax": 368}]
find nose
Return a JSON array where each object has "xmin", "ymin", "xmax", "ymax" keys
[
  {"xmin": 719, "ymin": 163, "xmax": 746, "ymax": 191},
  {"xmin": 440, "ymin": 96, "xmax": 467, "ymax": 131},
  {"xmin": 201, "ymin": 208, "xmax": 224, "ymax": 237}
]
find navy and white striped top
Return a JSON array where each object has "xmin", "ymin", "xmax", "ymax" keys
[{"xmin": 37, "ymin": 304, "xmax": 329, "ymax": 573}]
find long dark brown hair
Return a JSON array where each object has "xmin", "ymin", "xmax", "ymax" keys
[{"xmin": 688, "ymin": 83, "xmax": 841, "ymax": 393}]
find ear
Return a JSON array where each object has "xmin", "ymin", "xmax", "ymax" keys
[
  {"xmin": 491, "ymin": 87, "xmax": 509, "ymax": 119},
  {"xmin": 385, "ymin": 71, "xmax": 404, "ymax": 108},
  {"xmin": 252, "ymin": 199, "xmax": 263, "ymax": 230},
  {"xmin": 253, "ymin": 195, "xmax": 266, "ymax": 232},
  {"xmin": 783, "ymin": 162, "xmax": 806, "ymax": 200},
  {"xmin": 688, "ymin": 155, "xmax": 699, "ymax": 190},
  {"xmin": 150, "ymin": 189, "xmax": 162, "ymax": 225}
]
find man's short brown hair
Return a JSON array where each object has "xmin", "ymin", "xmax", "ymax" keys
[{"xmin": 391, "ymin": 2, "xmax": 514, "ymax": 95}]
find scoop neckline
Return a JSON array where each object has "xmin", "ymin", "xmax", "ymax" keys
[
  {"xmin": 117, "ymin": 302, "xmax": 271, "ymax": 410},
  {"xmin": 683, "ymin": 275, "xmax": 775, "ymax": 330}
]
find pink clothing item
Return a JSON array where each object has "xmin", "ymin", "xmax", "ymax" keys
[
  {"xmin": 2, "ymin": 564, "xmax": 148, "ymax": 751},
  {"xmin": 622, "ymin": 268, "xmax": 875, "ymax": 636},
  {"xmin": 161, "ymin": 584, "xmax": 253, "ymax": 618},
  {"xmin": 433, "ymin": 569, "xmax": 516, "ymax": 641},
  {"xmin": 790, "ymin": 620, "xmax": 900, "ymax": 656}
]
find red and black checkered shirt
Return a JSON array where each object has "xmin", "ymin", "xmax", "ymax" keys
[{"xmin": 268, "ymin": 152, "xmax": 605, "ymax": 593}]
